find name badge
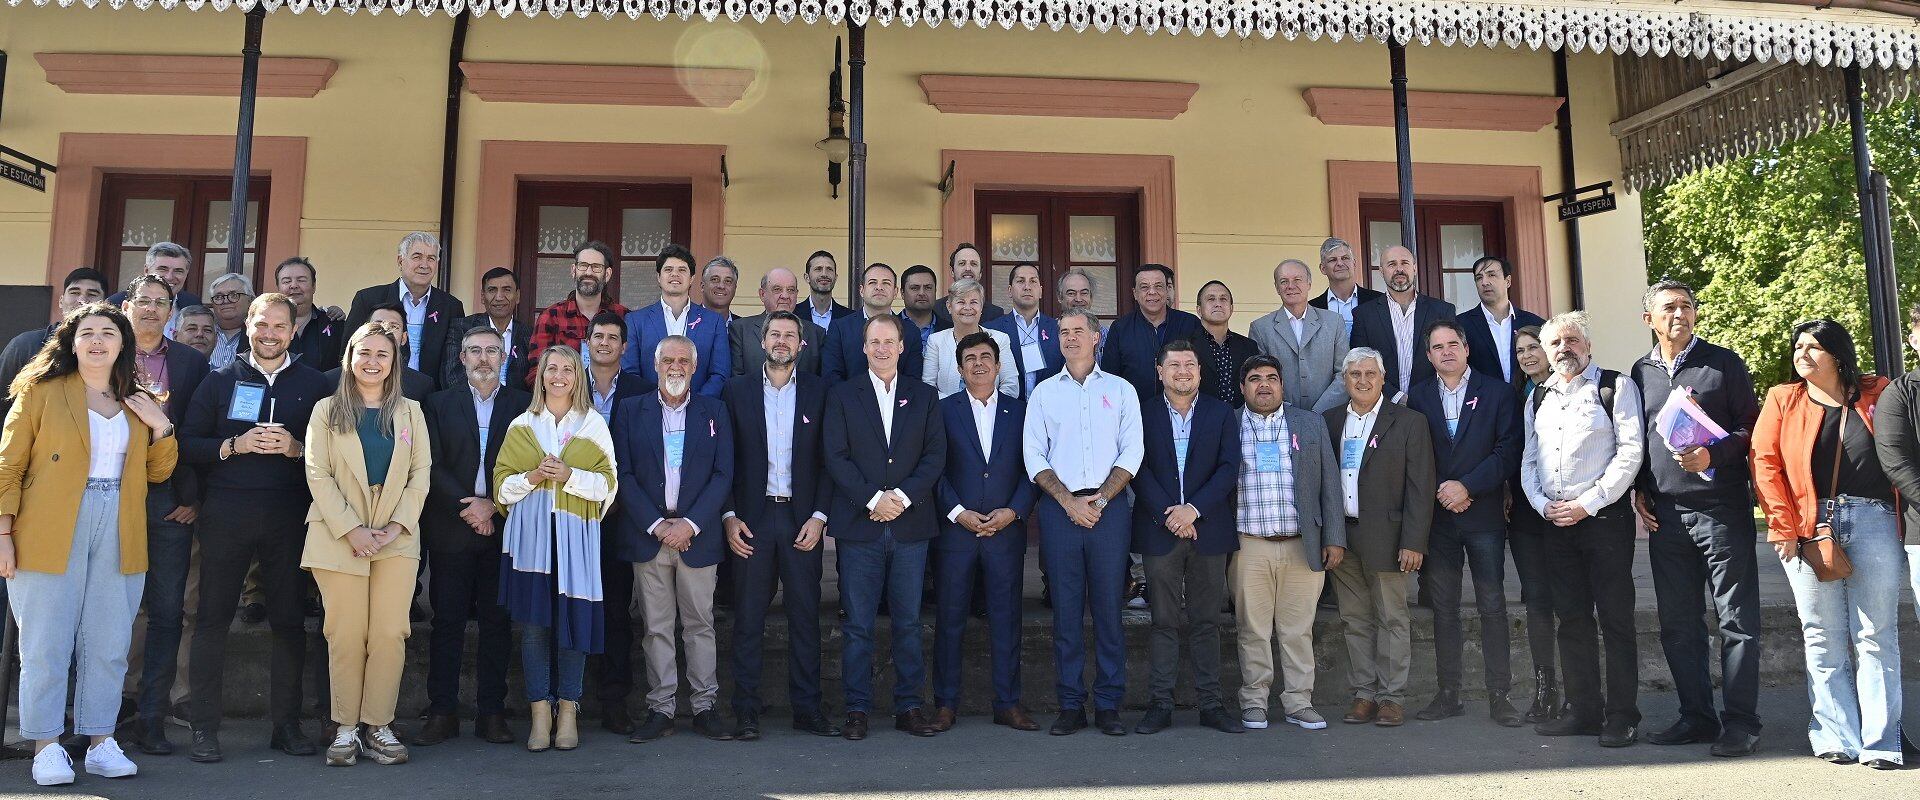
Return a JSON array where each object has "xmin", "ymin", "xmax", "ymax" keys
[
  {"xmin": 229, "ymin": 382, "xmax": 267, "ymax": 423},
  {"xmin": 1254, "ymin": 441, "xmax": 1282, "ymax": 472},
  {"xmin": 1021, "ymin": 340, "xmax": 1045, "ymax": 371},
  {"xmin": 1174, "ymin": 436, "xmax": 1190, "ymax": 467},
  {"xmin": 1341, "ymin": 438, "xmax": 1364, "ymax": 470},
  {"xmin": 665, "ymin": 430, "xmax": 686, "ymax": 469}
]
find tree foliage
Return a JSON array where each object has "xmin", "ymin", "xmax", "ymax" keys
[{"xmin": 1642, "ymin": 99, "xmax": 1920, "ymax": 391}]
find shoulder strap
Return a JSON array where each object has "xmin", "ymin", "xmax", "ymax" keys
[
  {"xmin": 1530, "ymin": 381, "xmax": 1549, "ymax": 416},
  {"xmin": 1827, "ymin": 404, "xmax": 1849, "ymax": 518},
  {"xmin": 1598, "ymin": 369, "xmax": 1619, "ymax": 417}
]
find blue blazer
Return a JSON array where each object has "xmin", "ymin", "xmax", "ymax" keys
[
  {"xmin": 933, "ymin": 391, "xmax": 1037, "ymax": 553},
  {"xmin": 823, "ymin": 312, "xmax": 924, "ymax": 385},
  {"xmin": 822, "ymin": 375, "xmax": 946, "ymax": 543},
  {"xmin": 611, "ymin": 393, "xmax": 735, "ymax": 569},
  {"xmin": 619, "ymin": 303, "xmax": 732, "ymax": 397},
  {"xmin": 1099, "ymin": 308, "xmax": 1203, "ymax": 402},
  {"xmin": 1405, "ymin": 370, "xmax": 1522, "ymax": 533},
  {"xmin": 984, "ymin": 312, "xmax": 1064, "ymax": 401},
  {"xmin": 1132, "ymin": 393, "xmax": 1241, "ymax": 557},
  {"xmin": 722, "ymin": 372, "xmax": 832, "ymax": 533},
  {"xmin": 1457, "ymin": 305, "xmax": 1546, "ymax": 390}
]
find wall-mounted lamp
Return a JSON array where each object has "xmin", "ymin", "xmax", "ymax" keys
[{"xmin": 817, "ymin": 37, "xmax": 849, "ymax": 197}]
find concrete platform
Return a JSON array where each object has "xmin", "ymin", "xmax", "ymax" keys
[{"xmin": 193, "ymin": 533, "xmax": 1919, "ymax": 719}]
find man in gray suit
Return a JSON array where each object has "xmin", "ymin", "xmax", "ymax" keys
[
  {"xmin": 732, "ymin": 266, "xmax": 826, "ymax": 376},
  {"xmin": 1231, "ymin": 354, "xmax": 1345, "ymax": 733},
  {"xmin": 1250, "ymin": 259, "xmax": 1349, "ymax": 413},
  {"xmin": 1322, "ymin": 347, "xmax": 1435, "ymax": 730}
]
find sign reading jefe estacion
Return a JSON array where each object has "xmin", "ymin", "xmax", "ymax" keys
[{"xmin": 0, "ymin": 145, "xmax": 55, "ymax": 194}]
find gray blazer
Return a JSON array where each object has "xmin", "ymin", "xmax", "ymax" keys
[
  {"xmin": 1250, "ymin": 305, "xmax": 1350, "ymax": 413},
  {"xmin": 1278, "ymin": 404, "xmax": 1347, "ymax": 571},
  {"xmin": 729, "ymin": 311, "xmax": 825, "ymax": 376},
  {"xmin": 1321, "ymin": 401, "xmax": 1435, "ymax": 572}
]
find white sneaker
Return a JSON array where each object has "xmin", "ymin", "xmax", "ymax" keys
[
  {"xmin": 1284, "ymin": 708, "xmax": 1329, "ymax": 730},
  {"xmin": 83, "ymin": 737, "xmax": 138, "ymax": 778},
  {"xmin": 32, "ymin": 744, "xmax": 75, "ymax": 786},
  {"xmin": 1241, "ymin": 707, "xmax": 1269, "ymax": 730}
]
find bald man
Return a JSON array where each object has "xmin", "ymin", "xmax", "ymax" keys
[
  {"xmin": 732, "ymin": 267, "xmax": 828, "ymax": 375},
  {"xmin": 1348, "ymin": 245, "xmax": 1456, "ymax": 401}
]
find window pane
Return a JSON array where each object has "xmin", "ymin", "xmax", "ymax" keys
[
  {"xmin": 1366, "ymin": 220, "xmax": 1401, "ymax": 293},
  {"xmin": 1438, "ymin": 223, "xmax": 1489, "ymax": 308},
  {"xmin": 533, "ymin": 256, "xmax": 577, "ymax": 310},
  {"xmin": 990, "ymin": 214, "xmax": 1040, "ymax": 262},
  {"xmin": 619, "ymin": 260, "xmax": 662, "ymax": 309},
  {"xmin": 621, "ymin": 209, "xmax": 673, "ymax": 259},
  {"xmin": 1083, "ymin": 265, "xmax": 1119, "ymax": 317},
  {"xmin": 121, "ymin": 199, "xmax": 176, "ymax": 248},
  {"xmin": 1068, "ymin": 215, "xmax": 1117, "ymax": 263},
  {"xmin": 536, "ymin": 206, "xmax": 590, "ymax": 255},
  {"xmin": 121, "ymin": 250, "xmax": 148, "ymax": 273},
  {"xmin": 205, "ymin": 200, "xmax": 261, "ymax": 249},
  {"xmin": 1443, "ymin": 271, "xmax": 1476, "ymax": 308}
]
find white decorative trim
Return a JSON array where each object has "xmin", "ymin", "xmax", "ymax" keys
[{"xmin": 13, "ymin": 1, "xmax": 1920, "ymax": 69}]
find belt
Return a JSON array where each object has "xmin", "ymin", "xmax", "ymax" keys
[
  {"xmin": 768, "ymin": 495, "xmax": 793, "ymax": 503},
  {"xmin": 1241, "ymin": 532, "xmax": 1301, "ymax": 541},
  {"xmin": 1070, "ymin": 488, "xmax": 1101, "ymax": 497}
]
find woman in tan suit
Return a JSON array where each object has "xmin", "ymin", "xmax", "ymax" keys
[
  {"xmin": 0, "ymin": 303, "xmax": 176, "ymax": 787},
  {"xmin": 302, "ymin": 322, "xmax": 431, "ymax": 767}
]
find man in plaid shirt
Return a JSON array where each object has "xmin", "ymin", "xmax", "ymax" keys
[
  {"xmin": 527, "ymin": 240, "xmax": 630, "ymax": 387},
  {"xmin": 1230, "ymin": 354, "xmax": 1344, "ymax": 734}
]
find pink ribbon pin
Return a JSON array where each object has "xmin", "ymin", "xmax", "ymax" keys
[
  {"xmin": 1102, "ymin": 396, "xmax": 1113, "ymax": 410},
  {"xmin": 428, "ymin": 311, "xmax": 440, "ymax": 322},
  {"xmin": 1040, "ymin": 330, "xmax": 1049, "ymax": 341},
  {"xmin": 1291, "ymin": 433, "xmax": 1300, "ymax": 451},
  {"xmin": 709, "ymin": 419, "xmax": 717, "ymax": 437},
  {"xmin": 398, "ymin": 427, "xmax": 412, "ymax": 446},
  {"xmin": 689, "ymin": 316, "xmax": 703, "ymax": 331},
  {"xmin": 899, "ymin": 398, "xmax": 909, "ymax": 408},
  {"xmin": 802, "ymin": 414, "xmax": 811, "ymax": 424},
  {"xmin": 1466, "ymin": 396, "xmax": 1479, "ymax": 410},
  {"xmin": 322, "ymin": 324, "xmax": 333, "ymax": 337},
  {"xmin": 1368, "ymin": 434, "xmax": 1379, "ymax": 449}
]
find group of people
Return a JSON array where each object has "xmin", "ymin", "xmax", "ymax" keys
[{"xmin": 1, "ymin": 231, "xmax": 1914, "ymax": 787}]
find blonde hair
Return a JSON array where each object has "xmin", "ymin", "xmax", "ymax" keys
[
  {"xmin": 325, "ymin": 322, "xmax": 405, "ymax": 436},
  {"xmin": 529, "ymin": 345, "xmax": 593, "ymax": 416}
]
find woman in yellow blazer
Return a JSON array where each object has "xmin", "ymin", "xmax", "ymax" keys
[
  {"xmin": 301, "ymin": 322, "xmax": 431, "ymax": 768},
  {"xmin": 0, "ymin": 304, "xmax": 176, "ymax": 787}
]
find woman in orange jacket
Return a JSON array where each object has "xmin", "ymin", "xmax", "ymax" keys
[{"xmin": 1750, "ymin": 318, "xmax": 1903, "ymax": 770}]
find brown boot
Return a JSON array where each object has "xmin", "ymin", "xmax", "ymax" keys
[
  {"xmin": 1342, "ymin": 699, "xmax": 1378, "ymax": 724},
  {"xmin": 527, "ymin": 701, "xmax": 552, "ymax": 752},
  {"xmin": 554, "ymin": 700, "xmax": 580, "ymax": 751}
]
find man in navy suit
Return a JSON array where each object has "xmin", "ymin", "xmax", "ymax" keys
[
  {"xmin": 581, "ymin": 310, "xmax": 650, "ymax": 734},
  {"xmin": 931, "ymin": 332, "xmax": 1038, "ymax": 732},
  {"xmin": 823, "ymin": 314, "xmax": 947, "ymax": 740},
  {"xmin": 614, "ymin": 335, "xmax": 736, "ymax": 743},
  {"xmin": 1100, "ymin": 264, "xmax": 1202, "ymax": 403},
  {"xmin": 802, "ymin": 250, "xmax": 856, "ymax": 333},
  {"xmin": 986, "ymin": 263, "xmax": 1064, "ymax": 401},
  {"xmin": 1350, "ymin": 245, "xmax": 1457, "ymax": 401},
  {"xmin": 1131, "ymin": 341, "xmax": 1242, "ymax": 735},
  {"xmin": 1406, "ymin": 319, "xmax": 1525, "ymax": 727},
  {"xmin": 346, "ymin": 231, "xmax": 466, "ymax": 388},
  {"xmin": 620, "ymin": 243, "xmax": 731, "ymax": 397},
  {"xmin": 824, "ymin": 263, "xmax": 924, "ymax": 384},
  {"xmin": 1457, "ymin": 256, "xmax": 1546, "ymax": 390},
  {"xmin": 722, "ymin": 312, "xmax": 840, "ymax": 740}
]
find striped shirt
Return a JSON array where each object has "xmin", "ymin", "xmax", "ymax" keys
[{"xmin": 1237, "ymin": 407, "xmax": 1301, "ymax": 537}]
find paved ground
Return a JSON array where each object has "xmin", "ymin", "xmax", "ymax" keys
[{"xmin": 4, "ymin": 684, "xmax": 1914, "ymax": 800}]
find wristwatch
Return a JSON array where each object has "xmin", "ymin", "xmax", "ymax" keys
[{"xmin": 1091, "ymin": 496, "xmax": 1108, "ymax": 511}]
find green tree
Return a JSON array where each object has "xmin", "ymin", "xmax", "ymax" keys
[{"xmin": 1643, "ymin": 99, "xmax": 1920, "ymax": 391}]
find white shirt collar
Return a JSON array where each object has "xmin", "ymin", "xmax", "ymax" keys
[
  {"xmin": 1348, "ymin": 400, "xmax": 1382, "ymax": 420},
  {"xmin": 1482, "ymin": 303, "xmax": 1515, "ymax": 324},
  {"xmin": 247, "ymin": 352, "xmax": 290, "ymax": 380},
  {"xmin": 869, "ymin": 370, "xmax": 898, "ymax": 394},
  {"xmin": 397, "ymin": 279, "xmax": 431, "ymax": 306},
  {"xmin": 968, "ymin": 390, "xmax": 998, "ymax": 412}
]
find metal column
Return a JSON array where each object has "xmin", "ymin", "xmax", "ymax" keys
[
  {"xmin": 1554, "ymin": 50, "xmax": 1585, "ymax": 309},
  {"xmin": 1389, "ymin": 40, "xmax": 1417, "ymax": 262},
  {"xmin": 846, "ymin": 23, "xmax": 867, "ymax": 307},
  {"xmin": 225, "ymin": 8, "xmax": 266, "ymax": 276},
  {"xmin": 1844, "ymin": 64, "xmax": 1902, "ymax": 375}
]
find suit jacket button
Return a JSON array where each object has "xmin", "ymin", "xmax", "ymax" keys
[{"xmin": 51, "ymin": 453, "xmax": 59, "ymax": 461}]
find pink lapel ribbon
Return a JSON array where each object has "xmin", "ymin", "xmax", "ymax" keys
[
  {"xmin": 322, "ymin": 324, "xmax": 333, "ymax": 337},
  {"xmin": 1466, "ymin": 396, "xmax": 1479, "ymax": 410},
  {"xmin": 1102, "ymin": 396, "xmax": 1113, "ymax": 410},
  {"xmin": 689, "ymin": 316, "xmax": 703, "ymax": 331},
  {"xmin": 428, "ymin": 311, "xmax": 440, "ymax": 322},
  {"xmin": 398, "ymin": 427, "xmax": 412, "ymax": 446},
  {"xmin": 898, "ymin": 398, "xmax": 909, "ymax": 408},
  {"xmin": 1368, "ymin": 434, "xmax": 1379, "ymax": 449},
  {"xmin": 802, "ymin": 414, "xmax": 811, "ymax": 424},
  {"xmin": 1040, "ymin": 330, "xmax": 1049, "ymax": 341},
  {"xmin": 708, "ymin": 419, "xmax": 717, "ymax": 437},
  {"xmin": 1291, "ymin": 433, "xmax": 1300, "ymax": 451}
]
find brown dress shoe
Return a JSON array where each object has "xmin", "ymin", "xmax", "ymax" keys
[
  {"xmin": 993, "ymin": 706, "xmax": 1041, "ymax": 731},
  {"xmin": 894, "ymin": 708, "xmax": 937, "ymax": 737},
  {"xmin": 843, "ymin": 712, "xmax": 869, "ymax": 741},
  {"xmin": 412, "ymin": 714, "xmax": 458, "ymax": 746},
  {"xmin": 1343, "ymin": 699, "xmax": 1379, "ymax": 724},
  {"xmin": 1374, "ymin": 702, "xmax": 1405, "ymax": 727},
  {"xmin": 932, "ymin": 707, "xmax": 957, "ymax": 732}
]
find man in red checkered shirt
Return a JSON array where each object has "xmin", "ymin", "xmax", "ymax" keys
[{"xmin": 526, "ymin": 240, "xmax": 630, "ymax": 386}]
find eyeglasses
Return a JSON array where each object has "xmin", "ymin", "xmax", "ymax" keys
[
  {"xmin": 573, "ymin": 261, "xmax": 610, "ymax": 272},
  {"xmin": 129, "ymin": 297, "xmax": 174, "ymax": 310},
  {"xmin": 210, "ymin": 292, "xmax": 251, "ymax": 304},
  {"xmin": 463, "ymin": 345, "xmax": 506, "ymax": 357}
]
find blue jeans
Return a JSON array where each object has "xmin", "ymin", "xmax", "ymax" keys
[
  {"xmin": 1038, "ymin": 493, "xmax": 1131, "ymax": 711},
  {"xmin": 1783, "ymin": 497, "xmax": 1905, "ymax": 764},
  {"xmin": 137, "ymin": 482, "xmax": 194, "ymax": 721},
  {"xmin": 837, "ymin": 531, "xmax": 929, "ymax": 714},
  {"xmin": 521, "ymin": 623, "xmax": 586, "ymax": 703},
  {"xmin": 1424, "ymin": 521, "xmax": 1511, "ymax": 694},
  {"xmin": 10, "ymin": 483, "xmax": 145, "ymax": 740}
]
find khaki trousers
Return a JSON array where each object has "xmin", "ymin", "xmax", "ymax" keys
[
  {"xmin": 639, "ymin": 546, "xmax": 720, "ymax": 715},
  {"xmin": 313, "ymin": 557, "xmax": 417, "ymax": 727},
  {"xmin": 1329, "ymin": 551, "xmax": 1413, "ymax": 704},
  {"xmin": 1230, "ymin": 535, "xmax": 1325, "ymax": 714}
]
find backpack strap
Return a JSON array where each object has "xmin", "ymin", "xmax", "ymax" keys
[{"xmin": 1531, "ymin": 368, "xmax": 1620, "ymax": 417}]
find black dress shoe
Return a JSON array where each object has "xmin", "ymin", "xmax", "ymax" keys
[
  {"xmin": 1134, "ymin": 705, "xmax": 1173, "ymax": 735},
  {"xmin": 1415, "ymin": 690, "xmax": 1465, "ymax": 721},
  {"xmin": 189, "ymin": 729, "xmax": 222, "ymax": 763},
  {"xmin": 270, "ymin": 721, "xmax": 316, "ymax": 756},
  {"xmin": 734, "ymin": 711, "xmax": 762, "ymax": 741},
  {"xmin": 1865, "ymin": 758, "xmax": 1902, "ymax": 770},
  {"xmin": 843, "ymin": 712, "xmax": 869, "ymax": 741},
  {"xmin": 629, "ymin": 711, "xmax": 676, "ymax": 743},
  {"xmin": 413, "ymin": 713, "xmax": 458, "ymax": 746},
  {"xmin": 1534, "ymin": 714, "xmax": 1602, "ymax": 737},
  {"xmin": 1094, "ymin": 710, "xmax": 1127, "ymax": 736},
  {"xmin": 793, "ymin": 712, "xmax": 842, "ymax": 737},
  {"xmin": 1710, "ymin": 729, "xmax": 1760, "ymax": 758},
  {"xmin": 139, "ymin": 716, "xmax": 174, "ymax": 756},
  {"xmin": 1816, "ymin": 751, "xmax": 1856, "ymax": 765},
  {"xmin": 601, "ymin": 704, "xmax": 635, "ymax": 736},
  {"xmin": 894, "ymin": 708, "xmax": 937, "ymax": 737},
  {"xmin": 1199, "ymin": 706, "xmax": 1246, "ymax": 734},
  {"xmin": 1050, "ymin": 708, "xmax": 1087, "ymax": 736},
  {"xmin": 240, "ymin": 602, "xmax": 267, "ymax": 624},
  {"xmin": 1645, "ymin": 718, "xmax": 1719, "ymax": 745},
  {"xmin": 474, "ymin": 713, "xmax": 514, "ymax": 744},
  {"xmin": 1599, "ymin": 718, "xmax": 1638, "ymax": 748},
  {"xmin": 1488, "ymin": 693, "xmax": 1525, "ymax": 728},
  {"xmin": 691, "ymin": 710, "xmax": 736, "ymax": 740}
]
